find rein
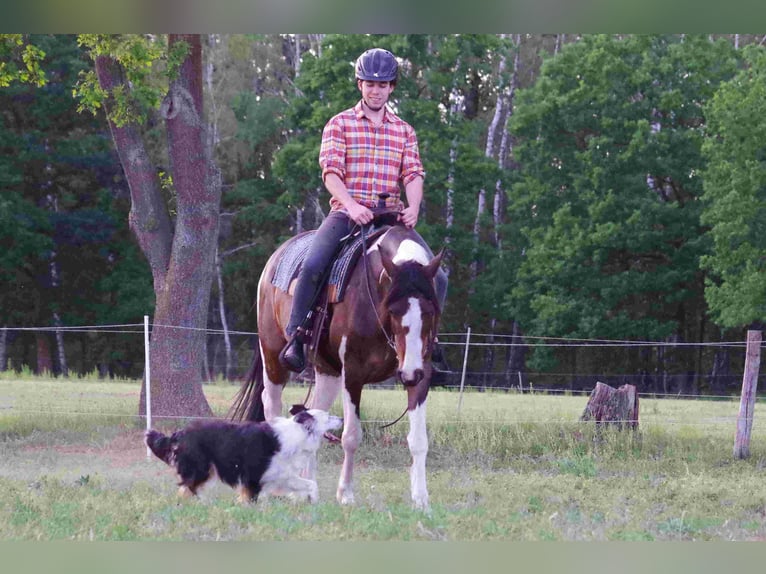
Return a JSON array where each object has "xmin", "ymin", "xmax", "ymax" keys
[
  {"xmin": 298, "ymin": 211, "xmax": 413, "ymax": 431},
  {"xmin": 359, "ymin": 217, "xmax": 409, "ymax": 430},
  {"xmin": 360, "ymin": 223, "xmax": 397, "ymax": 353}
]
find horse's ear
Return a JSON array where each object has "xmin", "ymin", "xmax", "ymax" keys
[
  {"xmin": 380, "ymin": 249, "xmax": 398, "ymax": 279},
  {"xmin": 425, "ymin": 248, "xmax": 444, "ymax": 279}
]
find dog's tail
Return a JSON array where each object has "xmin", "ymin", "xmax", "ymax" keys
[{"xmin": 144, "ymin": 429, "xmax": 175, "ymax": 464}]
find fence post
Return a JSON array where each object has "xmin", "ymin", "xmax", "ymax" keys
[
  {"xmin": 734, "ymin": 329, "xmax": 761, "ymax": 459},
  {"xmin": 457, "ymin": 327, "xmax": 471, "ymax": 415},
  {"xmin": 145, "ymin": 315, "xmax": 152, "ymax": 459}
]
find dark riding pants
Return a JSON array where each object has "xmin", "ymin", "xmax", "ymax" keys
[{"xmin": 287, "ymin": 210, "xmax": 355, "ymax": 336}]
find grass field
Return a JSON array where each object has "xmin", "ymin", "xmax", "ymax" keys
[{"xmin": 1, "ymin": 375, "xmax": 765, "ymax": 541}]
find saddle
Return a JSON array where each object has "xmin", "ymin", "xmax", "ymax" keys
[
  {"xmin": 271, "ymin": 208, "xmax": 401, "ymax": 351},
  {"xmin": 271, "ymin": 219, "xmax": 393, "ymax": 303}
]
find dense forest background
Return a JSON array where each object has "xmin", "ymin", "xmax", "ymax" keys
[{"xmin": 2, "ymin": 33, "xmax": 766, "ymax": 396}]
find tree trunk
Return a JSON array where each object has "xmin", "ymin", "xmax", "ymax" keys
[
  {"xmin": 52, "ymin": 311, "xmax": 68, "ymax": 377},
  {"xmin": 94, "ymin": 56, "xmax": 173, "ymax": 295},
  {"xmin": 95, "ymin": 35, "xmax": 218, "ymax": 419},
  {"xmin": 36, "ymin": 333, "xmax": 53, "ymax": 375},
  {"xmin": 581, "ymin": 382, "xmax": 639, "ymax": 430},
  {"xmin": 144, "ymin": 34, "xmax": 220, "ymax": 418},
  {"xmin": 215, "ymin": 248, "xmax": 232, "ymax": 380},
  {"xmin": 0, "ymin": 326, "xmax": 7, "ymax": 371}
]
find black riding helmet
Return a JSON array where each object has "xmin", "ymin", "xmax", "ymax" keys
[{"xmin": 355, "ymin": 48, "xmax": 398, "ymax": 83}]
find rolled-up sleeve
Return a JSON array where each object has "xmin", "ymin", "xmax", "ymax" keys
[
  {"xmin": 400, "ymin": 124, "xmax": 425, "ymax": 186},
  {"xmin": 319, "ymin": 116, "xmax": 346, "ymax": 182}
]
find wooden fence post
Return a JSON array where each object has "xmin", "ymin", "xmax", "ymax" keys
[{"xmin": 734, "ymin": 330, "xmax": 761, "ymax": 459}]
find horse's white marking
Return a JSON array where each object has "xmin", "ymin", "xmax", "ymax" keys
[
  {"xmin": 304, "ymin": 370, "xmax": 343, "ymax": 482},
  {"xmin": 400, "ymin": 297, "xmax": 424, "ymax": 379},
  {"xmin": 407, "ymin": 401, "xmax": 429, "ymax": 510},
  {"xmin": 368, "ymin": 232, "xmax": 387, "ymax": 254},
  {"xmin": 393, "ymin": 239, "xmax": 429, "ymax": 265},
  {"xmin": 311, "ymin": 371, "xmax": 343, "ymax": 412},
  {"xmin": 257, "ymin": 265, "xmax": 283, "ymax": 421},
  {"xmin": 367, "ymin": 232, "xmax": 428, "ymax": 266},
  {"xmin": 336, "ymin": 336, "xmax": 361, "ymax": 505},
  {"xmin": 261, "ymin": 375, "xmax": 283, "ymax": 421}
]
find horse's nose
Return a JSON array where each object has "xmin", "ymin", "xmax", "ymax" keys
[{"xmin": 397, "ymin": 369, "xmax": 424, "ymax": 387}]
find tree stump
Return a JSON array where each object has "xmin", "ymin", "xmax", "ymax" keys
[{"xmin": 580, "ymin": 382, "xmax": 639, "ymax": 430}]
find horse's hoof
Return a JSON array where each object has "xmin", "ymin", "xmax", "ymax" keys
[
  {"xmin": 412, "ymin": 496, "xmax": 430, "ymax": 512},
  {"xmin": 337, "ymin": 490, "xmax": 355, "ymax": 505}
]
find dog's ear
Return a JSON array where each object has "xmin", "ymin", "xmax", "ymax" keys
[
  {"xmin": 289, "ymin": 403, "xmax": 308, "ymax": 416},
  {"xmin": 293, "ymin": 410, "xmax": 316, "ymax": 434}
]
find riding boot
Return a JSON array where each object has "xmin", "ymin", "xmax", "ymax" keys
[
  {"xmin": 280, "ymin": 269, "xmax": 320, "ymax": 374},
  {"xmin": 279, "ymin": 328, "xmax": 306, "ymax": 373}
]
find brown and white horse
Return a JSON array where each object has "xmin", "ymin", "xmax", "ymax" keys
[{"xmin": 230, "ymin": 223, "xmax": 445, "ymax": 510}]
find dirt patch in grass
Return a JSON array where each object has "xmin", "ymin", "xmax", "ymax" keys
[{"xmin": 20, "ymin": 428, "xmax": 148, "ymax": 469}]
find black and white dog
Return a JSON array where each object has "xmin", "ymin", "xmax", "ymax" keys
[{"xmin": 145, "ymin": 408, "xmax": 342, "ymax": 504}]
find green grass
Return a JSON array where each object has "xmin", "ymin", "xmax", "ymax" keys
[{"xmin": 1, "ymin": 377, "xmax": 766, "ymax": 540}]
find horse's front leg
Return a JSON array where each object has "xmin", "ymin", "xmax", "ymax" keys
[
  {"xmin": 337, "ymin": 385, "xmax": 362, "ymax": 505},
  {"xmin": 407, "ymin": 385, "xmax": 430, "ymax": 510},
  {"xmin": 302, "ymin": 370, "xmax": 343, "ymax": 481}
]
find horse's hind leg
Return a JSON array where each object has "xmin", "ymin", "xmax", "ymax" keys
[
  {"xmin": 261, "ymin": 341, "xmax": 289, "ymax": 420},
  {"xmin": 262, "ymin": 379, "xmax": 284, "ymax": 421}
]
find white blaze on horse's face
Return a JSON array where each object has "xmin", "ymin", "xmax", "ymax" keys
[
  {"xmin": 386, "ymin": 239, "xmax": 434, "ymax": 386},
  {"xmin": 400, "ymin": 296, "xmax": 424, "ymax": 382}
]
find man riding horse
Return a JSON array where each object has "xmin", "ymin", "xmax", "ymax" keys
[{"xmin": 280, "ymin": 47, "xmax": 448, "ymax": 374}]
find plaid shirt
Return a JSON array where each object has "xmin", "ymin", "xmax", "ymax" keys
[{"xmin": 319, "ymin": 100, "xmax": 425, "ymax": 211}]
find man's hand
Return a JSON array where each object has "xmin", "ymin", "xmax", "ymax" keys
[
  {"xmin": 346, "ymin": 202, "xmax": 374, "ymax": 225},
  {"xmin": 399, "ymin": 205, "xmax": 419, "ymax": 229}
]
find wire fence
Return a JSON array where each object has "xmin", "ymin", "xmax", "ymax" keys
[
  {"xmin": 0, "ymin": 320, "xmax": 762, "ymax": 401},
  {"xmin": 2, "ymin": 320, "xmax": 765, "ymax": 450}
]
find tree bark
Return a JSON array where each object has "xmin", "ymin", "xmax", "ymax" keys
[
  {"xmin": 94, "ymin": 56, "xmax": 173, "ymax": 295},
  {"xmin": 36, "ymin": 333, "xmax": 52, "ymax": 375},
  {"xmin": 95, "ymin": 35, "xmax": 219, "ymax": 418},
  {"xmin": 581, "ymin": 382, "xmax": 639, "ymax": 430},
  {"xmin": 0, "ymin": 326, "xmax": 7, "ymax": 371},
  {"xmin": 215, "ymin": 248, "xmax": 232, "ymax": 380}
]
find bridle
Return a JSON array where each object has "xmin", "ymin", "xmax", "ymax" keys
[{"xmin": 359, "ymin": 222, "xmax": 397, "ymax": 353}]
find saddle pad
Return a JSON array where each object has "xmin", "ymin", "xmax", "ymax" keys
[
  {"xmin": 271, "ymin": 232, "xmax": 315, "ymax": 293},
  {"xmin": 271, "ymin": 225, "xmax": 389, "ymax": 304}
]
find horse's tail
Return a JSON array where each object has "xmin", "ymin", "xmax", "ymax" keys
[{"xmin": 228, "ymin": 345, "xmax": 266, "ymax": 422}]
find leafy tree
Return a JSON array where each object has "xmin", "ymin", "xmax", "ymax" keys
[
  {"xmin": 0, "ymin": 35, "xmax": 46, "ymax": 87},
  {"xmin": 503, "ymin": 35, "xmax": 739, "ymax": 372},
  {"xmin": 701, "ymin": 45, "xmax": 766, "ymax": 329},
  {"xmin": 76, "ymin": 34, "xmax": 221, "ymax": 417},
  {"xmin": 1, "ymin": 35, "xmax": 150, "ymax": 374},
  {"xmin": 0, "ymin": 34, "xmax": 52, "ymax": 348}
]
